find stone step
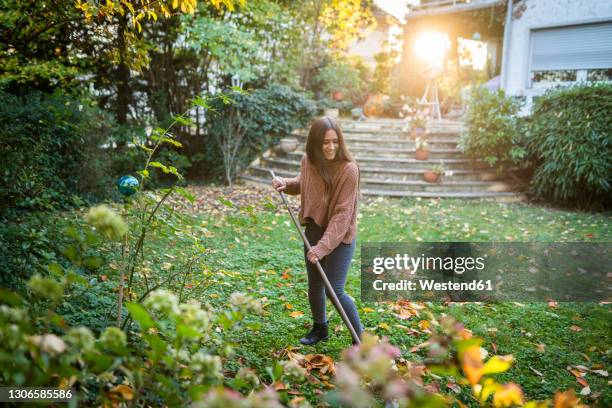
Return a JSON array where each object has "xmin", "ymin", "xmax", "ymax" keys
[
  {"xmin": 278, "ymin": 151, "xmax": 489, "ymax": 170},
  {"xmin": 279, "ymin": 147, "xmax": 461, "ymax": 160},
  {"xmin": 240, "ymin": 175, "xmax": 524, "ymax": 200},
  {"xmin": 292, "ymin": 132, "xmax": 459, "ymax": 148},
  {"xmin": 246, "ymin": 167, "xmax": 515, "ymax": 193},
  {"xmin": 298, "ymin": 128, "xmax": 463, "ymax": 137},
  {"xmin": 257, "ymin": 158, "xmax": 505, "ymax": 182}
]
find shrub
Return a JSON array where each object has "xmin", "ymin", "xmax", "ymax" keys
[
  {"xmin": 314, "ymin": 58, "xmax": 370, "ymax": 104},
  {"xmin": 204, "ymin": 84, "xmax": 316, "ymax": 184},
  {"xmin": 527, "ymin": 83, "xmax": 612, "ymax": 209},
  {"xmin": 0, "ymin": 90, "xmax": 115, "ymax": 213},
  {"xmin": 459, "ymin": 87, "xmax": 527, "ymax": 169}
]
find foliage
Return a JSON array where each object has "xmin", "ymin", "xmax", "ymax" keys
[
  {"xmin": 0, "ymin": 90, "xmax": 115, "ymax": 213},
  {"xmin": 459, "ymin": 87, "xmax": 527, "ymax": 169},
  {"xmin": 314, "ymin": 57, "xmax": 370, "ymax": 105},
  {"xmin": 0, "ymin": 278, "xmax": 263, "ymax": 405},
  {"xmin": 319, "ymin": 0, "xmax": 376, "ymax": 52},
  {"xmin": 415, "ymin": 137, "xmax": 429, "ymax": 151},
  {"xmin": 75, "ymin": 0, "xmax": 242, "ymax": 34},
  {"xmin": 204, "ymin": 85, "xmax": 316, "ymax": 184},
  {"xmin": 527, "ymin": 83, "xmax": 612, "ymax": 209},
  {"xmin": 371, "ymin": 36, "xmax": 400, "ymax": 96}
]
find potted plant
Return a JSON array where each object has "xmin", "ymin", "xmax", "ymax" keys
[
  {"xmin": 415, "ymin": 137, "xmax": 429, "ymax": 161},
  {"xmin": 280, "ymin": 137, "xmax": 298, "ymax": 153},
  {"xmin": 423, "ymin": 162, "xmax": 445, "ymax": 183},
  {"xmin": 410, "ymin": 115, "xmax": 426, "ymax": 140}
]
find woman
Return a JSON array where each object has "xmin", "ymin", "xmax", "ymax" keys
[{"xmin": 272, "ymin": 116, "xmax": 363, "ymax": 345}]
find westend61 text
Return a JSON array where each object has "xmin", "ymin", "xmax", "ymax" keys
[{"xmin": 373, "ymin": 279, "xmax": 493, "ymax": 291}]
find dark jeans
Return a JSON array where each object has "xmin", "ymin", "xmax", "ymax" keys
[{"xmin": 303, "ymin": 222, "xmax": 363, "ymax": 335}]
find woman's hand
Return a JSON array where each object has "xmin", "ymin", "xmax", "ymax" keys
[
  {"xmin": 272, "ymin": 177, "xmax": 287, "ymax": 192},
  {"xmin": 307, "ymin": 249, "xmax": 319, "ymax": 264}
]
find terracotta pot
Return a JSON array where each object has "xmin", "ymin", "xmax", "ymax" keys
[
  {"xmin": 423, "ymin": 171, "xmax": 441, "ymax": 183},
  {"xmin": 411, "ymin": 127, "xmax": 425, "ymax": 140},
  {"xmin": 415, "ymin": 149, "xmax": 429, "ymax": 161},
  {"xmin": 324, "ymin": 108, "xmax": 339, "ymax": 119},
  {"xmin": 363, "ymin": 93, "xmax": 384, "ymax": 118},
  {"xmin": 280, "ymin": 138, "xmax": 298, "ymax": 153}
]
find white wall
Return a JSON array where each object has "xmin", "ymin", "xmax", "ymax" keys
[
  {"xmin": 348, "ymin": 30, "xmax": 387, "ymax": 68},
  {"xmin": 503, "ymin": 0, "xmax": 612, "ymax": 106}
]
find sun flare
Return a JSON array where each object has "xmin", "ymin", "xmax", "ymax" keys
[{"xmin": 413, "ymin": 31, "xmax": 451, "ymax": 68}]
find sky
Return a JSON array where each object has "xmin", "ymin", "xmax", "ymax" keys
[{"xmin": 374, "ymin": 0, "xmax": 418, "ymax": 21}]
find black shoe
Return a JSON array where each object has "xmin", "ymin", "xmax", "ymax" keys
[{"xmin": 299, "ymin": 323, "xmax": 329, "ymax": 345}]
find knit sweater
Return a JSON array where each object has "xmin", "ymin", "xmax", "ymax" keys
[{"xmin": 282, "ymin": 154, "xmax": 359, "ymax": 259}]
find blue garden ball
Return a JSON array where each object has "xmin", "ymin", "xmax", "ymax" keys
[{"xmin": 117, "ymin": 175, "xmax": 139, "ymax": 196}]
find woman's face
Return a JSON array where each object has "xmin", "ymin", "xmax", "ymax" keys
[{"xmin": 322, "ymin": 129, "xmax": 339, "ymax": 161}]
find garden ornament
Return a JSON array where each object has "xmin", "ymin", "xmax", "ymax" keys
[{"xmin": 117, "ymin": 175, "xmax": 139, "ymax": 196}]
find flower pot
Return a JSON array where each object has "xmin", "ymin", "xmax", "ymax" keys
[
  {"xmin": 410, "ymin": 127, "xmax": 425, "ymax": 140},
  {"xmin": 324, "ymin": 108, "xmax": 339, "ymax": 119},
  {"xmin": 415, "ymin": 149, "xmax": 429, "ymax": 161},
  {"xmin": 423, "ymin": 171, "xmax": 441, "ymax": 183},
  {"xmin": 332, "ymin": 91, "xmax": 344, "ymax": 101},
  {"xmin": 280, "ymin": 138, "xmax": 298, "ymax": 153}
]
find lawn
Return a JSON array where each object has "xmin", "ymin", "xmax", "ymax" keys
[
  {"xmin": 19, "ymin": 188, "xmax": 609, "ymax": 406},
  {"xmin": 120, "ymin": 188, "xmax": 609, "ymax": 407}
]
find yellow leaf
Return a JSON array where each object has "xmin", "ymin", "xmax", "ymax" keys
[
  {"xmin": 418, "ymin": 320, "xmax": 430, "ymax": 331},
  {"xmin": 492, "ymin": 383, "xmax": 523, "ymax": 408},
  {"xmin": 378, "ymin": 322, "xmax": 390, "ymax": 331},
  {"xmin": 461, "ymin": 345, "xmax": 484, "ymax": 385},
  {"xmin": 285, "ymin": 303, "xmax": 293, "ymax": 310},
  {"xmin": 482, "ymin": 355, "xmax": 514, "ymax": 375},
  {"xmin": 172, "ymin": 0, "xmax": 179, "ymax": 9},
  {"xmin": 289, "ymin": 311, "xmax": 304, "ymax": 318},
  {"xmin": 109, "ymin": 384, "xmax": 134, "ymax": 401},
  {"xmin": 362, "ymin": 307, "xmax": 375, "ymax": 313}
]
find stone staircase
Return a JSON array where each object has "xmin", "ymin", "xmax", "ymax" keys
[{"xmin": 240, "ymin": 118, "xmax": 526, "ymax": 200}]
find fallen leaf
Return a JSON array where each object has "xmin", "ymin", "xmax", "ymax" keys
[
  {"xmin": 109, "ymin": 384, "xmax": 134, "ymax": 401},
  {"xmin": 447, "ymin": 382, "xmax": 461, "ymax": 394},
  {"xmin": 289, "ymin": 311, "xmax": 304, "ymax": 318},
  {"xmin": 418, "ymin": 320, "xmax": 431, "ymax": 332},
  {"xmin": 529, "ymin": 366, "xmax": 544, "ymax": 376},
  {"xmin": 362, "ymin": 307, "xmax": 375, "ymax": 313},
  {"xmin": 569, "ymin": 325, "xmax": 582, "ymax": 332},
  {"xmin": 553, "ymin": 389, "xmax": 581, "ymax": 408},
  {"xmin": 285, "ymin": 303, "xmax": 293, "ymax": 310}
]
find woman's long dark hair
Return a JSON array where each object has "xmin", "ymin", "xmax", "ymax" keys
[{"xmin": 305, "ymin": 116, "xmax": 358, "ymax": 200}]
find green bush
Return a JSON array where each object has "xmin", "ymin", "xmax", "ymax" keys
[
  {"xmin": 527, "ymin": 83, "xmax": 612, "ymax": 208},
  {"xmin": 203, "ymin": 84, "xmax": 316, "ymax": 183},
  {"xmin": 459, "ymin": 87, "xmax": 527, "ymax": 169},
  {"xmin": 0, "ymin": 90, "xmax": 115, "ymax": 213}
]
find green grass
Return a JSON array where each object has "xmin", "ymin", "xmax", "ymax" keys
[
  {"xmin": 36, "ymin": 196, "xmax": 608, "ymax": 406},
  {"xmin": 161, "ymin": 197, "xmax": 610, "ymax": 406}
]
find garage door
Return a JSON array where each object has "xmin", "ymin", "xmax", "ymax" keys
[{"xmin": 530, "ymin": 21, "xmax": 612, "ymax": 71}]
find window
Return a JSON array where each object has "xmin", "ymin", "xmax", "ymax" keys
[{"xmin": 529, "ymin": 22, "xmax": 612, "ymax": 88}]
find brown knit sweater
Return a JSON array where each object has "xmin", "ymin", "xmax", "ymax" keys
[{"xmin": 282, "ymin": 154, "xmax": 359, "ymax": 259}]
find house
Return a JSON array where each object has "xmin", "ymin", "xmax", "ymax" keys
[
  {"xmin": 500, "ymin": 0, "xmax": 612, "ymax": 111},
  {"xmin": 347, "ymin": 5, "xmax": 400, "ymax": 69},
  {"xmin": 399, "ymin": 0, "xmax": 612, "ymax": 111}
]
